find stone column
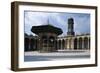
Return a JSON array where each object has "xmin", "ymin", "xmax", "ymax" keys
[
  {"xmin": 67, "ymin": 38, "xmax": 70, "ymax": 50},
  {"xmin": 38, "ymin": 38, "xmax": 40, "ymax": 51},
  {"xmin": 88, "ymin": 37, "xmax": 90, "ymax": 50},
  {"xmin": 69, "ymin": 39, "xmax": 71, "ymax": 50},
  {"xmin": 68, "ymin": 38, "xmax": 71, "ymax": 50},
  {"xmin": 71, "ymin": 38, "xmax": 74, "ymax": 50},
  {"xmin": 64, "ymin": 39, "xmax": 66, "ymax": 49},
  {"xmin": 82, "ymin": 37, "xmax": 84, "ymax": 50},
  {"xmin": 38, "ymin": 34, "xmax": 41, "ymax": 52},
  {"xmin": 57, "ymin": 40, "xmax": 58, "ymax": 50},
  {"xmin": 65, "ymin": 39, "xmax": 67, "ymax": 50},
  {"xmin": 61, "ymin": 39, "xmax": 62, "ymax": 50},
  {"xmin": 54, "ymin": 37, "xmax": 56, "ymax": 51},
  {"xmin": 59, "ymin": 39, "xmax": 61, "ymax": 50}
]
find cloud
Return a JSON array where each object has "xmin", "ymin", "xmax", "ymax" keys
[
  {"xmin": 73, "ymin": 14, "xmax": 90, "ymax": 34},
  {"xmin": 24, "ymin": 11, "xmax": 49, "ymax": 35},
  {"xmin": 24, "ymin": 11, "xmax": 90, "ymax": 36}
]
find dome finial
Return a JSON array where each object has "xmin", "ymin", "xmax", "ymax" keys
[{"xmin": 47, "ymin": 18, "xmax": 50, "ymax": 25}]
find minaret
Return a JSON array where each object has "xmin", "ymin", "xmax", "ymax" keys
[{"xmin": 67, "ymin": 18, "xmax": 75, "ymax": 36}]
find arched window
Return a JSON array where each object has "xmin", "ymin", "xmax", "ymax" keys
[
  {"xmin": 24, "ymin": 38, "xmax": 29, "ymax": 51},
  {"xmin": 89, "ymin": 38, "xmax": 90, "ymax": 49},
  {"xmin": 49, "ymin": 36, "xmax": 55, "ymax": 47},
  {"xmin": 84, "ymin": 37, "xmax": 88, "ymax": 49},
  {"xmin": 59, "ymin": 40, "xmax": 61, "ymax": 49},
  {"xmin": 74, "ymin": 38, "xmax": 77, "ymax": 50},
  {"xmin": 30, "ymin": 39, "xmax": 34, "ymax": 51},
  {"xmin": 42, "ymin": 36, "xmax": 47, "ymax": 44},
  {"xmin": 62, "ymin": 39, "xmax": 65, "ymax": 49}
]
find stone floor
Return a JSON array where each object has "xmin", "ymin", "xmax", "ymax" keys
[{"xmin": 24, "ymin": 50, "xmax": 90, "ymax": 62}]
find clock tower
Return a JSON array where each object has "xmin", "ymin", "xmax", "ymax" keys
[{"xmin": 67, "ymin": 18, "xmax": 75, "ymax": 36}]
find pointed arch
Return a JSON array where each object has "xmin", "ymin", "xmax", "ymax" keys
[{"xmin": 74, "ymin": 38, "xmax": 77, "ymax": 50}]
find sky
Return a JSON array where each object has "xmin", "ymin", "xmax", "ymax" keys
[{"xmin": 24, "ymin": 11, "xmax": 90, "ymax": 36}]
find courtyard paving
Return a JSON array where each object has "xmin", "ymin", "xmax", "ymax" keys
[{"xmin": 24, "ymin": 50, "xmax": 90, "ymax": 62}]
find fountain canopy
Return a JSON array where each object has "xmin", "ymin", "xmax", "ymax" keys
[{"xmin": 31, "ymin": 24, "xmax": 63, "ymax": 35}]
